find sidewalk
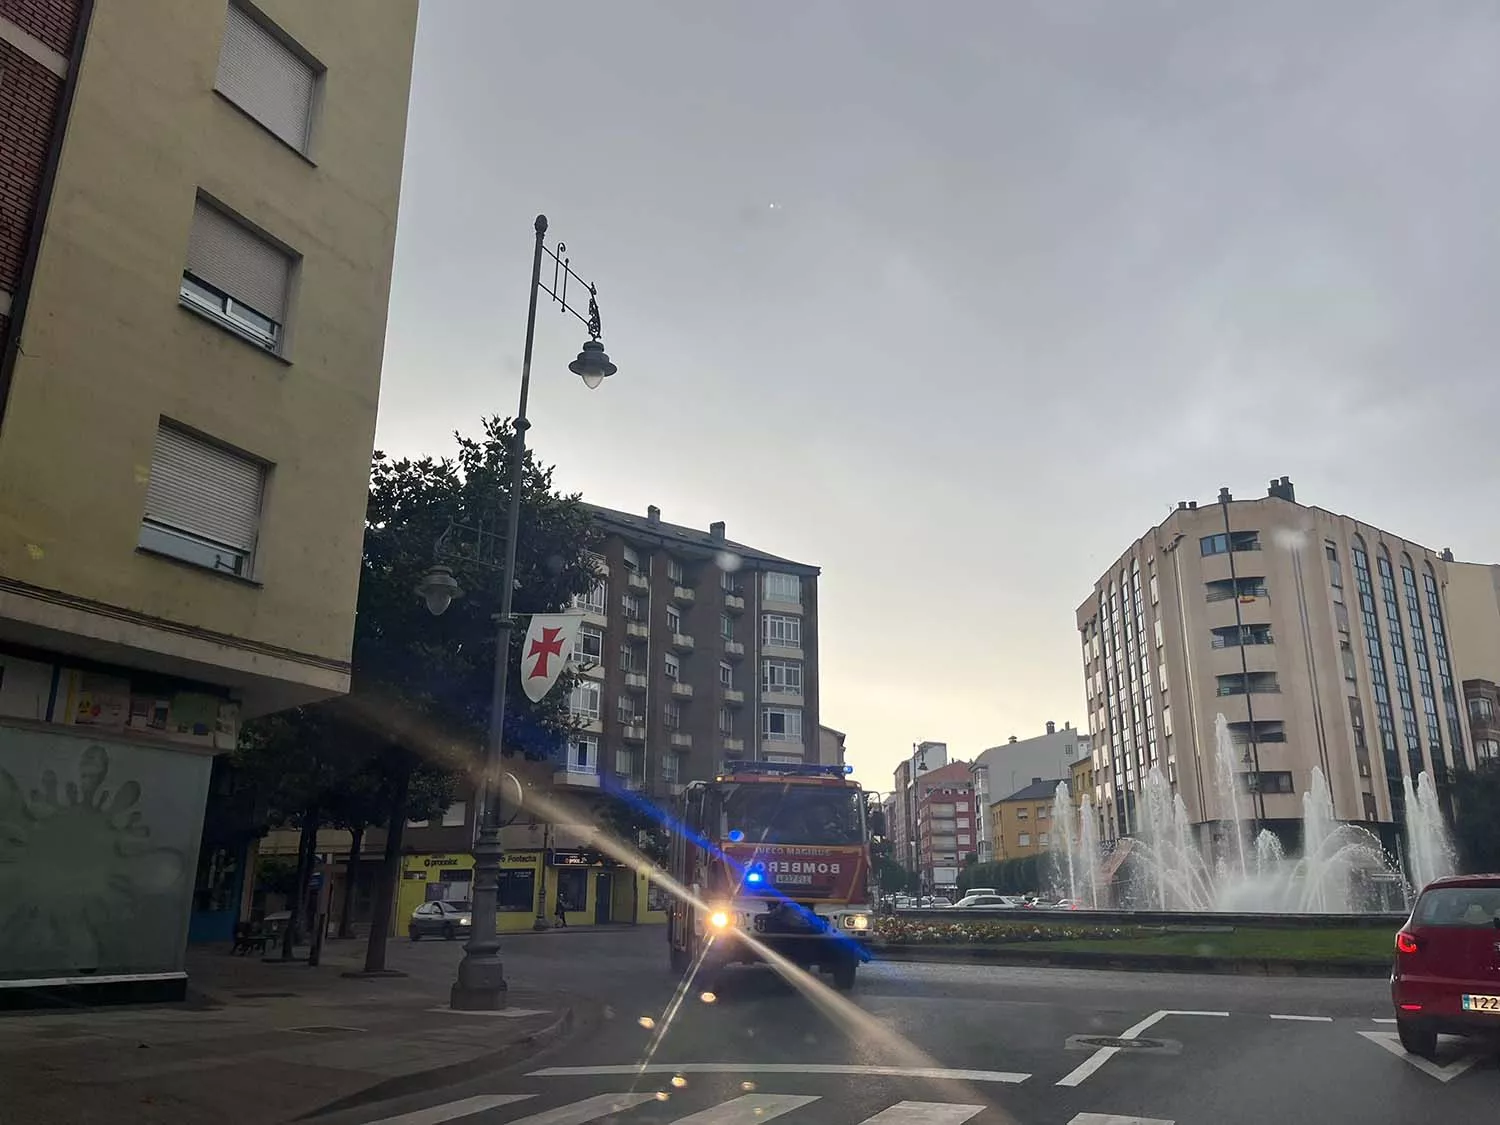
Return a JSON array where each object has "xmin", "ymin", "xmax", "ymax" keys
[{"xmin": 0, "ymin": 942, "xmax": 586, "ymax": 1125}]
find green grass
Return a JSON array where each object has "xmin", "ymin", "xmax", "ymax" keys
[{"xmin": 1038, "ymin": 927, "xmax": 1393, "ymax": 962}]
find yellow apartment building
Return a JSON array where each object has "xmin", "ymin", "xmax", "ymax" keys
[
  {"xmin": 0, "ymin": 0, "xmax": 416, "ymax": 999},
  {"xmin": 990, "ymin": 777, "xmax": 1068, "ymax": 861}
]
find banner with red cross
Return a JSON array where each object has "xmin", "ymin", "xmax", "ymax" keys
[{"xmin": 520, "ymin": 612, "xmax": 585, "ymax": 703}]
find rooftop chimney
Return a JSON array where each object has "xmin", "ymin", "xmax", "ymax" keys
[
  {"xmin": 1218, "ymin": 487, "xmax": 1233, "ymax": 504},
  {"xmin": 1441, "ymin": 547, "xmax": 1455, "ymax": 562},
  {"xmin": 710, "ymin": 521, "xmax": 725, "ymax": 539},
  {"xmin": 1187, "ymin": 500, "xmax": 1197, "ymax": 509},
  {"xmin": 1267, "ymin": 476, "xmax": 1296, "ymax": 503},
  {"xmin": 647, "ymin": 505, "xmax": 660, "ymax": 524},
  {"xmin": 1008, "ymin": 735, "xmax": 1017, "ymax": 744},
  {"xmin": 1176, "ymin": 501, "xmax": 1188, "ymax": 510},
  {"xmin": 1046, "ymin": 720, "xmax": 1056, "ymax": 735}
]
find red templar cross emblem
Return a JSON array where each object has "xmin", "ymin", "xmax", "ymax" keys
[{"xmin": 527, "ymin": 626, "xmax": 565, "ymax": 679}]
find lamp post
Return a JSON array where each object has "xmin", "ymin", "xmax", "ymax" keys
[
  {"xmin": 415, "ymin": 214, "xmax": 616, "ymax": 1011},
  {"xmin": 907, "ymin": 744, "xmax": 929, "ymax": 897}
]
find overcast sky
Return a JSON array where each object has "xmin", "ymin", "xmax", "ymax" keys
[{"xmin": 377, "ymin": 0, "xmax": 1500, "ymax": 788}]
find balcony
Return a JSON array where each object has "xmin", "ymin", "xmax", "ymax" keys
[
  {"xmin": 670, "ymin": 632, "xmax": 695, "ymax": 652},
  {"xmin": 723, "ymin": 640, "xmax": 745, "ymax": 659},
  {"xmin": 671, "ymin": 681, "xmax": 694, "ymax": 699},
  {"xmin": 627, "ymin": 572, "xmax": 649, "ymax": 592},
  {"xmin": 625, "ymin": 620, "xmax": 649, "ymax": 639},
  {"xmin": 623, "ymin": 672, "xmax": 647, "ymax": 691},
  {"xmin": 723, "ymin": 591, "xmax": 745, "ymax": 613},
  {"xmin": 554, "ymin": 763, "xmax": 601, "ymax": 789},
  {"xmin": 672, "ymin": 585, "xmax": 695, "ymax": 605},
  {"xmin": 621, "ymin": 723, "xmax": 646, "ymax": 742},
  {"xmin": 722, "ymin": 688, "xmax": 745, "ymax": 706},
  {"xmin": 724, "ymin": 737, "xmax": 745, "ymax": 753},
  {"xmin": 670, "ymin": 732, "xmax": 692, "ymax": 748}
]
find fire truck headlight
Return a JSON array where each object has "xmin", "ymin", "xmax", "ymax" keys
[
  {"xmin": 844, "ymin": 913, "xmax": 870, "ymax": 931},
  {"xmin": 709, "ymin": 910, "xmax": 732, "ymax": 930}
]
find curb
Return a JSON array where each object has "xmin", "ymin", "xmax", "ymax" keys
[
  {"xmin": 300, "ymin": 1002, "xmax": 581, "ymax": 1120},
  {"xmin": 869, "ymin": 944, "xmax": 1389, "ymax": 978}
]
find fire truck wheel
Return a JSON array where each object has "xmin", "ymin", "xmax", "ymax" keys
[{"xmin": 831, "ymin": 957, "xmax": 857, "ymax": 991}]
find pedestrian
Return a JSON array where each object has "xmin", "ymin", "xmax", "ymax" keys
[{"xmin": 554, "ymin": 892, "xmax": 569, "ymax": 928}]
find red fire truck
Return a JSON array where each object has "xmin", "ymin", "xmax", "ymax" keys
[{"xmin": 665, "ymin": 760, "xmax": 875, "ymax": 990}]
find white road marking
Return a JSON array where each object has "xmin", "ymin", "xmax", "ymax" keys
[
  {"xmin": 426, "ymin": 1007, "xmax": 548, "ymax": 1018},
  {"xmin": 1372, "ymin": 1018, "xmax": 1397, "ymax": 1024},
  {"xmin": 1068, "ymin": 1115, "xmax": 1175, "ymax": 1125},
  {"xmin": 670, "ymin": 1093, "xmax": 819, "ymax": 1124},
  {"xmin": 1269, "ymin": 1014, "xmax": 1333, "ymax": 1022},
  {"xmin": 1056, "ymin": 1010, "xmax": 1228, "ymax": 1087},
  {"xmin": 359, "ymin": 1094, "xmax": 533, "ymax": 1125},
  {"xmin": 858, "ymin": 1102, "xmax": 986, "ymax": 1124},
  {"xmin": 528, "ymin": 1063, "xmax": 1030, "ymax": 1083},
  {"xmin": 502, "ymin": 1093, "xmax": 660, "ymax": 1124},
  {"xmin": 1357, "ymin": 1031, "xmax": 1482, "ymax": 1083}
]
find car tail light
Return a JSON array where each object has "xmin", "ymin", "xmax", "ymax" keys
[
  {"xmin": 1395, "ymin": 931, "xmax": 1420, "ymax": 955},
  {"xmin": 1399, "ymin": 1003, "xmax": 1423, "ymax": 1012}
]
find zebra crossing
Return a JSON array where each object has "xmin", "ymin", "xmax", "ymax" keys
[{"xmin": 358, "ymin": 1090, "xmax": 1174, "ymax": 1125}]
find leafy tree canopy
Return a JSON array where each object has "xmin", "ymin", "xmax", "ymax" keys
[{"xmin": 1450, "ymin": 760, "xmax": 1500, "ymax": 874}]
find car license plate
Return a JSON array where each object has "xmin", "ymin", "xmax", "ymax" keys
[{"xmin": 1461, "ymin": 994, "xmax": 1500, "ymax": 1012}]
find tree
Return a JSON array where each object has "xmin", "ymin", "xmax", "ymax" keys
[
  {"xmin": 1450, "ymin": 760, "xmax": 1500, "ymax": 874},
  {"xmin": 236, "ymin": 417, "xmax": 599, "ymax": 967}
]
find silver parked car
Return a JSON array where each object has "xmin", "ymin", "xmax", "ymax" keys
[{"xmin": 408, "ymin": 899, "xmax": 472, "ymax": 940}]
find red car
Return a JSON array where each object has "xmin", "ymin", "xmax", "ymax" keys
[{"xmin": 1391, "ymin": 873, "xmax": 1500, "ymax": 1057}]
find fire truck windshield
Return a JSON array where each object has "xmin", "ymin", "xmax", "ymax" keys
[{"xmin": 719, "ymin": 784, "xmax": 865, "ymax": 846}]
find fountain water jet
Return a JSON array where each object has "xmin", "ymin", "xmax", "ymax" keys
[{"xmin": 1047, "ymin": 713, "xmax": 1455, "ymax": 911}]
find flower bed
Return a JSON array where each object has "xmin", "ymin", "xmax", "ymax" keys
[{"xmin": 874, "ymin": 917, "xmax": 1128, "ymax": 945}]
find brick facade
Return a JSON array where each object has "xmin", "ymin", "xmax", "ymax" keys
[
  {"xmin": 0, "ymin": 0, "xmax": 80, "ymax": 302},
  {"xmin": 0, "ymin": 0, "xmax": 80, "ymax": 56}
]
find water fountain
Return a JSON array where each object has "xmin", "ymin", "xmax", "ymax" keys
[{"xmin": 1049, "ymin": 713, "xmax": 1458, "ymax": 912}]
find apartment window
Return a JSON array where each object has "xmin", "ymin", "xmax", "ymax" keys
[
  {"xmin": 1471, "ymin": 697, "xmax": 1495, "ymax": 721},
  {"xmin": 1241, "ymin": 771, "xmax": 1295, "ymax": 795},
  {"xmin": 718, "ymin": 707, "xmax": 734, "ymax": 735},
  {"xmin": 1200, "ymin": 531, "xmax": 1261, "ymax": 554},
  {"xmin": 762, "ymin": 659, "xmax": 803, "ymax": 696},
  {"xmin": 721, "ymin": 569, "xmax": 738, "ymax": 592},
  {"xmin": 667, "ymin": 558, "xmax": 685, "ymax": 584},
  {"xmin": 1216, "ymin": 672, "xmax": 1280, "ymax": 696},
  {"xmin": 577, "ymin": 580, "xmax": 606, "ymax": 614},
  {"xmin": 720, "ymin": 613, "xmax": 735, "ymax": 641},
  {"xmin": 1200, "ymin": 534, "xmax": 1228, "ymax": 556},
  {"xmin": 568, "ymin": 680, "xmax": 601, "ymax": 721},
  {"xmin": 667, "ymin": 605, "xmax": 682, "ymax": 633},
  {"xmin": 1038, "ymin": 833, "xmax": 1049, "ymax": 846},
  {"xmin": 662, "ymin": 752, "xmax": 684, "ymax": 783},
  {"xmin": 621, "ymin": 545, "xmax": 642, "ymax": 573},
  {"xmin": 1148, "ymin": 573, "xmax": 1159, "ymax": 604},
  {"xmin": 576, "ymin": 625, "xmax": 604, "ymax": 666},
  {"xmin": 1476, "ymin": 739, "xmax": 1499, "ymax": 763},
  {"xmin": 440, "ymin": 803, "xmax": 467, "ymax": 828},
  {"xmin": 1153, "ymin": 619, "xmax": 1164, "ymax": 648},
  {"xmin": 665, "ymin": 652, "xmax": 680, "ymax": 680},
  {"xmin": 763, "ymin": 614, "xmax": 801, "ymax": 648},
  {"xmin": 617, "ymin": 697, "xmax": 641, "ymax": 725},
  {"xmin": 1037, "ymin": 806, "xmax": 1050, "ymax": 820},
  {"xmin": 761, "ymin": 707, "xmax": 803, "ymax": 742},
  {"xmin": 1341, "ymin": 642, "xmax": 1358, "ymax": 681},
  {"xmin": 719, "ymin": 661, "xmax": 734, "ymax": 688},
  {"xmin": 1018, "ymin": 833, "xmax": 1031, "ymax": 847},
  {"xmin": 1205, "ymin": 577, "xmax": 1269, "ymax": 602},
  {"xmin": 1016, "ymin": 807, "xmax": 1029, "ymax": 820},
  {"xmin": 1211, "ymin": 624, "xmax": 1274, "ymax": 648},
  {"xmin": 569, "ymin": 736, "xmax": 598, "ymax": 773},
  {"xmin": 615, "ymin": 747, "xmax": 636, "ymax": 776},
  {"xmin": 215, "ymin": 3, "xmax": 318, "ymax": 153},
  {"xmin": 956, "ymin": 818, "xmax": 970, "ymax": 828},
  {"xmin": 665, "ymin": 701, "xmax": 681, "ymax": 729},
  {"xmin": 764, "ymin": 572, "xmax": 801, "ymax": 603},
  {"xmin": 619, "ymin": 645, "xmax": 643, "ymax": 675},
  {"xmin": 181, "ymin": 198, "xmax": 291, "ymax": 350},
  {"xmin": 765, "ymin": 753, "xmax": 800, "ymax": 764},
  {"xmin": 621, "ymin": 592, "xmax": 642, "ymax": 620},
  {"xmin": 139, "ymin": 422, "xmax": 265, "ymax": 578},
  {"xmin": 1162, "ymin": 706, "xmax": 1172, "ymax": 736}
]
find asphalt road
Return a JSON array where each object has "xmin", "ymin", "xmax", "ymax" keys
[{"xmin": 320, "ymin": 927, "xmax": 1500, "ymax": 1125}]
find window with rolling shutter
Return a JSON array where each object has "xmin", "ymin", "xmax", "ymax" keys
[
  {"xmin": 138, "ymin": 422, "xmax": 267, "ymax": 578},
  {"xmin": 214, "ymin": 3, "xmax": 318, "ymax": 154},
  {"xmin": 180, "ymin": 197, "xmax": 292, "ymax": 349}
]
